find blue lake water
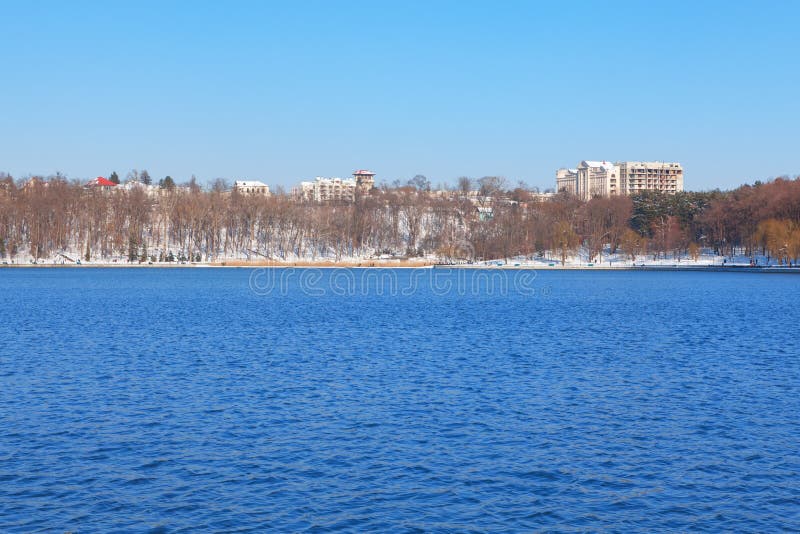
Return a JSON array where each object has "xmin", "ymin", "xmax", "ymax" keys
[{"xmin": 1, "ymin": 267, "xmax": 799, "ymax": 532}]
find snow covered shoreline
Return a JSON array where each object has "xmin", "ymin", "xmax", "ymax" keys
[
  {"xmin": 2, "ymin": 247, "xmax": 797, "ymax": 271},
  {"xmin": 0, "ymin": 259, "xmax": 436, "ymax": 269},
  {"xmin": 3, "ymin": 261, "xmax": 799, "ymax": 273}
]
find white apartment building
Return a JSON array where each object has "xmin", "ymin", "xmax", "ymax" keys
[
  {"xmin": 556, "ymin": 160, "xmax": 683, "ymax": 200},
  {"xmin": 617, "ymin": 161, "xmax": 683, "ymax": 195},
  {"xmin": 233, "ymin": 180, "xmax": 271, "ymax": 196},
  {"xmin": 299, "ymin": 177, "xmax": 357, "ymax": 202},
  {"xmin": 298, "ymin": 170, "xmax": 376, "ymax": 202}
]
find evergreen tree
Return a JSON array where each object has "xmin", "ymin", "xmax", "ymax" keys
[
  {"xmin": 141, "ymin": 170, "xmax": 152, "ymax": 186},
  {"xmin": 159, "ymin": 176, "xmax": 175, "ymax": 190},
  {"xmin": 128, "ymin": 237, "xmax": 138, "ymax": 262},
  {"xmin": 109, "ymin": 171, "xmax": 120, "ymax": 184},
  {"xmin": 188, "ymin": 175, "xmax": 200, "ymax": 192}
]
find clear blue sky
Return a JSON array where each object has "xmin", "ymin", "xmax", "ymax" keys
[{"xmin": 1, "ymin": 0, "xmax": 798, "ymax": 191}]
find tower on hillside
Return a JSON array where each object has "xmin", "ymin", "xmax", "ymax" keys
[{"xmin": 353, "ymin": 169, "xmax": 375, "ymax": 194}]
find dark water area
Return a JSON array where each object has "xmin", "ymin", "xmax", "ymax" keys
[{"xmin": 1, "ymin": 268, "xmax": 799, "ymax": 532}]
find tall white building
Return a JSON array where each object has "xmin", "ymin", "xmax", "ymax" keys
[
  {"xmin": 567, "ymin": 161, "xmax": 620, "ymax": 201},
  {"xmin": 556, "ymin": 160, "xmax": 683, "ymax": 200}
]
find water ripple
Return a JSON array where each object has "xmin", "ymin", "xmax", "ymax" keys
[{"xmin": 1, "ymin": 269, "xmax": 799, "ymax": 531}]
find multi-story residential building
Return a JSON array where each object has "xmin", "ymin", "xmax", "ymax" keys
[
  {"xmin": 617, "ymin": 161, "xmax": 683, "ymax": 195},
  {"xmin": 233, "ymin": 180, "xmax": 271, "ymax": 196},
  {"xmin": 298, "ymin": 170, "xmax": 376, "ymax": 202},
  {"xmin": 299, "ymin": 177, "xmax": 356, "ymax": 202},
  {"xmin": 556, "ymin": 160, "xmax": 683, "ymax": 199}
]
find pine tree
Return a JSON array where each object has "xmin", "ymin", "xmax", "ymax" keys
[
  {"xmin": 159, "ymin": 176, "xmax": 175, "ymax": 190},
  {"xmin": 128, "ymin": 237, "xmax": 138, "ymax": 262}
]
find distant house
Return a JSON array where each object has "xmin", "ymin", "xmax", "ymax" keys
[
  {"xmin": 84, "ymin": 177, "xmax": 118, "ymax": 190},
  {"xmin": 22, "ymin": 177, "xmax": 48, "ymax": 192},
  {"xmin": 530, "ymin": 192, "xmax": 556, "ymax": 202},
  {"xmin": 233, "ymin": 180, "xmax": 271, "ymax": 196},
  {"xmin": 122, "ymin": 180, "xmax": 160, "ymax": 197}
]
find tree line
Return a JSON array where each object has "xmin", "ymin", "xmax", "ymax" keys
[{"xmin": 1, "ymin": 173, "xmax": 799, "ymax": 264}]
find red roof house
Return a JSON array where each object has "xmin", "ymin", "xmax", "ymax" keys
[{"xmin": 85, "ymin": 176, "xmax": 118, "ymax": 188}]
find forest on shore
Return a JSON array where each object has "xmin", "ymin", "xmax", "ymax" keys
[{"xmin": 1, "ymin": 173, "xmax": 799, "ymax": 265}]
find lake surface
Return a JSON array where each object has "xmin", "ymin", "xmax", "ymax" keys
[{"xmin": 1, "ymin": 268, "xmax": 799, "ymax": 532}]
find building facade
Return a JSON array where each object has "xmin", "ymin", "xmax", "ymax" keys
[
  {"xmin": 578, "ymin": 161, "xmax": 620, "ymax": 200},
  {"xmin": 556, "ymin": 160, "xmax": 683, "ymax": 200},
  {"xmin": 233, "ymin": 180, "xmax": 271, "ymax": 196},
  {"xmin": 556, "ymin": 168, "xmax": 578, "ymax": 196},
  {"xmin": 299, "ymin": 177, "xmax": 356, "ymax": 202},
  {"xmin": 617, "ymin": 161, "xmax": 683, "ymax": 195}
]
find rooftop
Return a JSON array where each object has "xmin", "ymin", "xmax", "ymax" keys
[
  {"xmin": 85, "ymin": 177, "xmax": 117, "ymax": 187},
  {"xmin": 581, "ymin": 160, "xmax": 615, "ymax": 169}
]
